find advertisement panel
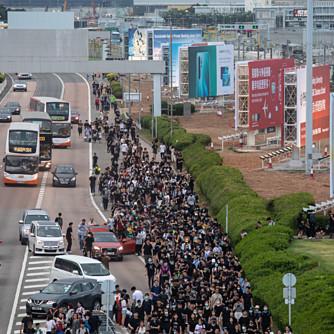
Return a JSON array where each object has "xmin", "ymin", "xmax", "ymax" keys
[
  {"xmin": 128, "ymin": 28, "xmax": 147, "ymax": 59},
  {"xmin": 188, "ymin": 44, "xmax": 234, "ymax": 98},
  {"xmin": 153, "ymin": 29, "xmax": 202, "ymax": 87},
  {"xmin": 248, "ymin": 58, "xmax": 295, "ymax": 131},
  {"xmin": 330, "ymin": 93, "xmax": 334, "ymax": 198},
  {"xmin": 297, "ymin": 65, "xmax": 330, "ymax": 147}
]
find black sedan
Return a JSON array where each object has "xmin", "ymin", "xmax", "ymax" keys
[
  {"xmin": 0, "ymin": 108, "xmax": 12, "ymax": 122},
  {"xmin": 52, "ymin": 164, "xmax": 77, "ymax": 187},
  {"xmin": 26, "ymin": 278, "xmax": 102, "ymax": 316},
  {"xmin": 4, "ymin": 102, "xmax": 21, "ymax": 115}
]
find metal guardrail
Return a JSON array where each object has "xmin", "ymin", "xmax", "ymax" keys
[
  {"xmin": 123, "ymin": 109, "xmax": 142, "ymax": 130},
  {"xmin": 303, "ymin": 200, "xmax": 334, "ymax": 215},
  {"xmin": 317, "ymin": 155, "xmax": 329, "ymax": 169},
  {"xmin": 259, "ymin": 147, "xmax": 292, "ymax": 168},
  {"xmin": 218, "ymin": 133, "xmax": 247, "ymax": 150}
]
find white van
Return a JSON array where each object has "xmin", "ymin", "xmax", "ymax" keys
[{"xmin": 49, "ymin": 255, "xmax": 116, "ymax": 284}]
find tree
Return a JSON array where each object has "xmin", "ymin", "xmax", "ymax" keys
[{"xmin": 0, "ymin": 4, "xmax": 25, "ymax": 22}]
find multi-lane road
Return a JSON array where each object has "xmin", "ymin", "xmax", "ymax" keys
[{"xmin": 0, "ymin": 73, "xmax": 147, "ymax": 334}]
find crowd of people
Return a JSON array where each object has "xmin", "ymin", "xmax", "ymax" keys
[
  {"xmin": 20, "ymin": 303, "xmax": 103, "ymax": 334},
  {"xmin": 81, "ymin": 90, "xmax": 293, "ymax": 334}
]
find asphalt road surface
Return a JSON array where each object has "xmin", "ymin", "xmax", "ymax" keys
[{"xmin": 1, "ymin": 73, "xmax": 148, "ymax": 334}]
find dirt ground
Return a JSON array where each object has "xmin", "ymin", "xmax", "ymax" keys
[{"xmin": 121, "ymin": 76, "xmax": 331, "ymax": 204}]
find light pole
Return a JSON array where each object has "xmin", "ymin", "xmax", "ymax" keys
[
  {"xmin": 170, "ymin": 21, "xmax": 173, "ymax": 137},
  {"xmin": 305, "ymin": 0, "xmax": 313, "ymax": 175}
]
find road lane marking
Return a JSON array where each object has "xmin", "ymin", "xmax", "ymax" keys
[
  {"xmin": 28, "ymin": 260, "xmax": 53, "ymax": 265},
  {"xmin": 25, "ymin": 278, "xmax": 49, "ymax": 283},
  {"xmin": 27, "ymin": 266, "xmax": 50, "ymax": 271},
  {"xmin": 22, "ymin": 290, "xmax": 40, "ymax": 295},
  {"xmin": 76, "ymin": 72, "xmax": 107, "ymax": 222},
  {"xmin": 23, "ymin": 284, "xmax": 46, "ymax": 289},
  {"xmin": 6, "ymin": 247, "xmax": 28, "ymax": 334},
  {"xmin": 53, "ymin": 73, "xmax": 65, "ymax": 100},
  {"xmin": 35, "ymin": 171, "xmax": 48, "ymax": 209},
  {"xmin": 26, "ymin": 272, "xmax": 49, "ymax": 277}
]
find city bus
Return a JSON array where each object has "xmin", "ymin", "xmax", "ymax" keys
[
  {"xmin": 4, "ymin": 122, "xmax": 40, "ymax": 185},
  {"xmin": 21, "ymin": 112, "xmax": 53, "ymax": 169},
  {"xmin": 29, "ymin": 97, "xmax": 71, "ymax": 147}
]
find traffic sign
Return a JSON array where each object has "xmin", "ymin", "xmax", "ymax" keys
[
  {"xmin": 283, "ymin": 287, "xmax": 296, "ymax": 299},
  {"xmin": 283, "ymin": 273, "xmax": 296, "ymax": 287}
]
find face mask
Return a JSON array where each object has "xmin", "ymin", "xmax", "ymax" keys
[
  {"xmin": 166, "ymin": 305, "xmax": 169, "ymax": 309},
  {"xmin": 148, "ymin": 259, "xmax": 152, "ymax": 262},
  {"xmin": 194, "ymin": 312, "xmax": 197, "ymax": 315},
  {"xmin": 145, "ymin": 296, "xmax": 149, "ymax": 299},
  {"xmin": 264, "ymin": 307, "xmax": 268, "ymax": 311},
  {"xmin": 215, "ymin": 264, "xmax": 218, "ymax": 267},
  {"xmin": 170, "ymin": 262, "xmax": 174, "ymax": 265},
  {"xmin": 205, "ymin": 304, "xmax": 208, "ymax": 307},
  {"xmin": 165, "ymin": 312, "xmax": 168, "ymax": 316},
  {"xmin": 160, "ymin": 261, "xmax": 163, "ymax": 264}
]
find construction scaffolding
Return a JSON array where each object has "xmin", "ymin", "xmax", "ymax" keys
[
  {"xmin": 179, "ymin": 46, "xmax": 189, "ymax": 97},
  {"xmin": 235, "ymin": 62, "xmax": 249, "ymax": 128},
  {"xmin": 283, "ymin": 68, "xmax": 298, "ymax": 146}
]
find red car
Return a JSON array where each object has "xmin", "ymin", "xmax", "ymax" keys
[
  {"xmin": 71, "ymin": 110, "xmax": 80, "ymax": 124},
  {"xmin": 90, "ymin": 229, "xmax": 135, "ymax": 261}
]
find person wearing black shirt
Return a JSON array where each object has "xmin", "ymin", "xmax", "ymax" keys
[
  {"xmin": 66, "ymin": 222, "xmax": 74, "ymax": 253},
  {"xmin": 20, "ymin": 312, "xmax": 33, "ymax": 334},
  {"xmin": 148, "ymin": 314, "xmax": 160, "ymax": 334},
  {"xmin": 89, "ymin": 173, "xmax": 97, "ymax": 195},
  {"xmin": 128, "ymin": 312, "xmax": 141, "ymax": 334},
  {"xmin": 84, "ymin": 233, "xmax": 94, "ymax": 258},
  {"xmin": 145, "ymin": 258, "xmax": 156, "ymax": 289},
  {"xmin": 243, "ymin": 287, "xmax": 253, "ymax": 311}
]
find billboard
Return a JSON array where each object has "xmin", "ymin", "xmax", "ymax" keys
[
  {"xmin": 153, "ymin": 29, "xmax": 202, "ymax": 87},
  {"xmin": 188, "ymin": 44, "xmax": 234, "ymax": 98},
  {"xmin": 248, "ymin": 58, "xmax": 295, "ymax": 131},
  {"xmin": 297, "ymin": 65, "xmax": 330, "ymax": 147},
  {"xmin": 128, "ymin": 28, "xmax": 147, "ymax": 59}
]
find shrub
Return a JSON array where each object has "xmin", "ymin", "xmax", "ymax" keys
[
  {"xmin": 106, "ymin": 73, "xmax": 118, "ymax": 82},
  {"xmin": 0, "ymin": 73, "xmax": 5, "ymax": 84},
  {"xmin": 113, "ymin": 88, "xmax": 122, "ymax": 99}
]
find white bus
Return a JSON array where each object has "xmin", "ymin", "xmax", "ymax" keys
[
  {"xmin": 4, "ymin": 122, "xmax": 40, "ymax": 185},
  {"xmin": 30, "ymin": 97, "xmax": 71, "ymax": 147}
]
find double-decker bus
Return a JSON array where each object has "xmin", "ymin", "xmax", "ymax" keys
[
  {"xmin": 21, "ymin": 112, "xmax": 53, "ymax": 169},
  {"xmin": 29, "ymin": 97, "xmax": 71, "ymax": 147},
  {"xmin": 4, "ymin": 122, "xmax": 40, "ymax": 185}
]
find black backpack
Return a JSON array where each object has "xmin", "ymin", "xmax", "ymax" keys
[{"xmin": 89, "ymin": 315, "xmax": 102, "ymax": 331}]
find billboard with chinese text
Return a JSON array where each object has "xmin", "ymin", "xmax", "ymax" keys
[
  {"xmin": 188, "ymin": 44, "xmax": 234, "ymax": 98},
  {"xmin": 248, "ymin": 58, "xmax": 295, "ymax": 131},
  {"xmin": 296, "ymin": 65, "xmax": 330, "ymax": 147}
]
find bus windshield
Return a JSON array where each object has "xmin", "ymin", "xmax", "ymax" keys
[
  {"xmin": 28, "ymin": 120, "xmax": 52, "ymax": 133},
  {"xmin": 5, "ymin": 156, "xmax": 39, "ymax": 174},
  {"xmin": 52, "ymin": 123, "xmax": 71, "ymax": 138},
  {"xmin": 46, "ymin": 102, "xmax": 70, "ymax": 121},
  {"xmin": 8, "ymin": 130, "xmax": 38, "ymax": 154}
]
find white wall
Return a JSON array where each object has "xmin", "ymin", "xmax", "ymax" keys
[{"xmin": 8, "ymin": 12, "xmax": 74, "ymax": 29}]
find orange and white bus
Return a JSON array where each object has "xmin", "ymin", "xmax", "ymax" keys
[
  {"xmin": 4, "ymin": 122, "xmax": 40, "ymax": 185},
  {"xmin": 30, "ymin": 97, "xmax": 71, "ymax": 147}
]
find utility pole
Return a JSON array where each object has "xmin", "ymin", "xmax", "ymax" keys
[
  {"xmin": 305, "ymin": 0, "xmax": 313, "ymax": 175},
  {"xmin": 237, "ymin": 34, "xmax": 241, "ymax": 61},
  {"xmin": 324, "ymin": 45, "xmax": 327, "ymax": 65},
  {"xmin": 170, "ymin": 21, "xmax": 173, "ymax": 137},
  {"xmin": 138, "ymin": 75, "xmax": 141, "ymax": 125},
  {"xmin": 128, "ymin": 74, "xmax": 131, "ymax": 116}
]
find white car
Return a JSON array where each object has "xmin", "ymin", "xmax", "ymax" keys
[
  {"xmin": 13, "ymin": 80, "xmax": 27, "ymax": 92},
  {"xmin": 49, "ymin": 255, "xmax": 116, "ymax": 284},
  {"xmin": 28, "ymin": 221, "xmax": 65, "ymax": 255},
  {"xmin": 18, "ymin": 73, "xmax": 32, "ymax": 80}
]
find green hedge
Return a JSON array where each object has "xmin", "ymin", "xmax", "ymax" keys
[
  {"xmin": 158, "ymin": 100, "xmax": 196, "ymax": 116},
  {"xmin": 0, "ymin": 73, "xmax": 5, "ymax": 84}
]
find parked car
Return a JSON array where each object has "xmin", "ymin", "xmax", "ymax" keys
[
  {"xmin": 0, "ymin": 108, "xmax": 12, "ymax": 122},
  {"xmin": 13, "ymin": 80, "xmax": 27, "ymax": 92},
  {"xmin": 49, "ymin": 255, "xmax": 116, "ymax": 283},
  {"xmin": 17, "ymin": 73, "xmax": 32, "ymax": 80},
  {"xmin": 52, "ymin": 164, "xmax": 77, "ymax": 187},
  {"xmin": 4, "ymin": 102, "xmax": 21, "ymax": 115},
  {"xmin": 26, "ymin": 278, "xmax": 102, "ymax": 316},
  {"xmin": 91, "ymin": 231, "xmax": 135, "ymax": 261},
  {"xmin": 28, "ymin": 221, "xmax": 65, "ymax": 255},
  {"xmin": 19, "ymin": 209, "xmax": 50, "ymax": 245},
  {"xmin": 71, "ymin": 110, "xmax": 80, "ymax": 124}
]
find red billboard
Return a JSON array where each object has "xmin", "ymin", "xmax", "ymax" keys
[
  {"xmin": 297, "ymin": 65, "xmax": 330, "ymax": 147},
  {"xmin": 248, "ymin": 58, "xmax": 295, "ymax": 131}
]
